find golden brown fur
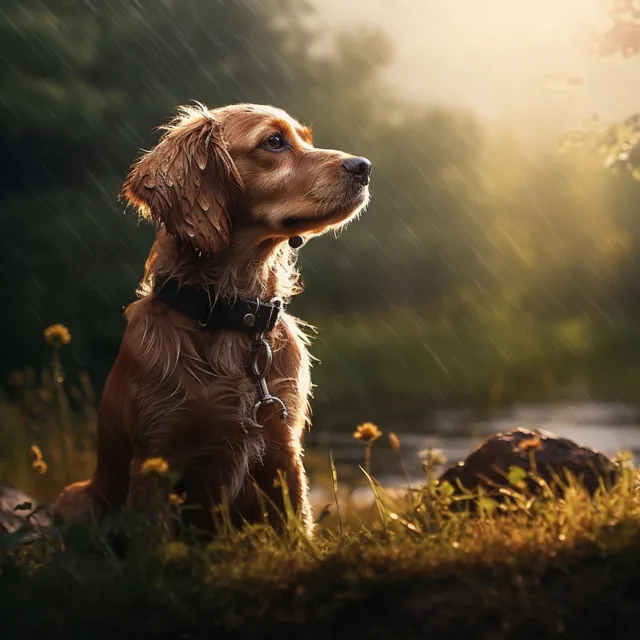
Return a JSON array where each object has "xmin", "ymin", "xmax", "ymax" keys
[{"xmin": 54, "ymin": 103, "xmax": 370, "ymax": 535}]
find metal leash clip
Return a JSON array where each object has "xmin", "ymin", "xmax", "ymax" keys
[{"xmin": 249, "ymin": 299, "xmax": 288, "ymax": 423}]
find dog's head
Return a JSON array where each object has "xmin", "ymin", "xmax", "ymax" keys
[{"xmin": 121, "ymin": 103, "xmax": 371, "ymax": 255}]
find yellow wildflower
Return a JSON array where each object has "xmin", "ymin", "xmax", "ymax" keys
[
  {"xmin": 168, "ymin": 492, "xmax": 186, "ymax": 506},
  {"xmin": 353, "ymin": 422, "xmax": 382, "ymax": 443},
  {"xmin": 30, "ymin": 444, "xmax": 48, "ymax": 475},
  {"xmin": 388, "ymin": 432, "xmax": 401, "ymax": 451},
  {"xmin": 33, "ymin": 460, "xmax": 48, "ymax": 475},
  {"xmin": 44, "ymin": 324, "xmax": 71, "ymax": 346},
  {"xmin": 140, "ymin": 457, "xmax": 169, "ymax": 476}
]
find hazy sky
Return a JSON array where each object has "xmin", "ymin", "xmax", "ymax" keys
[{"xmin": 311, "ymin": 0, "xmax": 640, "ymax": 136}]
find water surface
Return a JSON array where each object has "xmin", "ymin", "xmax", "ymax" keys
[{"xmin": 306, "ymin": 401, "xmax": 640, "ymax": 502}]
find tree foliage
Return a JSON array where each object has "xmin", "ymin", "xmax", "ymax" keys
[
  {"xmin": 562, "ymin": 1, "xmax": 640, "ymax": 177},
  {"xmin": 1, "ymin": 0, "xmax": 639, "ymax": 402}
]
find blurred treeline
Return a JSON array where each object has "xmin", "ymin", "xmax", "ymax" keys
[{"xmin": 2, "ymin": 0, "xmax": 640, "ymax": 427}]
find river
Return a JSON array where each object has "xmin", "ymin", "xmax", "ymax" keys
[{"xmin": 305, "ymin": 401, "xmax": 640, "ymax": 503}]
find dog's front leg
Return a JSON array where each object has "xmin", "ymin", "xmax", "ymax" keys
[{"xmin": 251, "ymin": 443, "xmax": 314, "ymax": 536}]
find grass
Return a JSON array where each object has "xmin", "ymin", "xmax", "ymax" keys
[
  {"xmin": 3, "ymin": 325, "xmax": 640, "ymax": 639},
  {"xmin": 2, "ymin": 464, "xmax": 640, "ymax": 639},
  {"xmin": 0, "ymin": 364, "xmax": 97, "ymax": 501}
]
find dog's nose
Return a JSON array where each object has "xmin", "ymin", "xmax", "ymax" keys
[{"xmin": 342, "ymin": 156, "xmax": 372, "ymax": 185}]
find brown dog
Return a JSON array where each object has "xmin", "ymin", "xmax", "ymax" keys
[{"xmin": 54, "ymin": 103, "xmax": 371, "ymax": 535}]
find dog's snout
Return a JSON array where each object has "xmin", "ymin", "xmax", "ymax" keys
[{"xmin": 342, "ymin": 156, "xmax": 372, "ymax": 186}]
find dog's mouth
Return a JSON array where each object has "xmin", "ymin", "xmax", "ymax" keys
[
  {"xmin": 280, "ymin": 189, "xmax": 369, "ymax": 231},
  {"xmin": 280, "ymin": 210, "xmax": 350, "ymax": 233}
]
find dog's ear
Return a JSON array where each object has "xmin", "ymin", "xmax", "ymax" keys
[{"xmin": 121, "ymin": 106, "xmax": 243, "ymax": 255}]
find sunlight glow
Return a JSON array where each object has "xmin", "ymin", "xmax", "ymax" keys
[{"xmin": 313, "ymin": 0, "xmax": 638, "ymax": 136}]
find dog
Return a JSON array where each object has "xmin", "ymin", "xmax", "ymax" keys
[{"xmin": 54, "ymin": 103, "xmax": 371, "ymax": 536}]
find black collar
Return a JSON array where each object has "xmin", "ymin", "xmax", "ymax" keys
[{"xmin": 152, "ymin": 278, "xmax": 284, "ymax": 334}]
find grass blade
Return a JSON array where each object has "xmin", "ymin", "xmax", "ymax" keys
[{"xmin": 329, "ymin": 450, "xmax": 343, "ymax": 538}]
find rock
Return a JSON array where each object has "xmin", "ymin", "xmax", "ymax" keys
[
  {"xmin": 0, "ymin": 485, "xmax": 52, "ymax": 539},
  {"xmin": 438, "ymin": 428, "xmax": 620, "ymax": 498}
]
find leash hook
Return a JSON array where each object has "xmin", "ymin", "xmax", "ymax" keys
[{"xmin": 250, "ymin": 331, "xmax": 288, "ymax": 424}]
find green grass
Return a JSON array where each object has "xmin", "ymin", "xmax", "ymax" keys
[{"xmin": 2, "ymin": 465, "xmax": 640, "ymax": 640}]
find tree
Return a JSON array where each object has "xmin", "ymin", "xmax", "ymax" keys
[
  {"xmin": 0, "ymin": 0, "xmax": 394, "ymax": 379},
  {"xmin": 560, "ymin": 1, "xmax": 640, "ymax": 177}
]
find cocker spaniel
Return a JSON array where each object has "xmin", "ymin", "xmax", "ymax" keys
[{"xmin": 54, "ymin": 103, "xmax": 371, "ymax": 536}]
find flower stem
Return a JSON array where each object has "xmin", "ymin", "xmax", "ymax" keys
[
  {"xmin": 52, "ymin": 346, "xmax": 71, "ymax": 484},
  {"xmin": 365, "ymin": 442, "xmax": 372, "ymax": 475}
]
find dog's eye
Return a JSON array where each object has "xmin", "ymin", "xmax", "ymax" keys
[{"xmin": 262, "ymin": 133, "xmax": 287, "ymax": 151}]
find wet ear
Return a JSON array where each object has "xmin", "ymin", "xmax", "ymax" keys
[{"xmin": 121, "ymin": 108, "xmax": 243, "ymax": 254}]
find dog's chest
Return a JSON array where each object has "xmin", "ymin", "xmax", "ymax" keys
[{"xmin": 191, "ymin": 324, "xmax": 307, "ymax": 421}]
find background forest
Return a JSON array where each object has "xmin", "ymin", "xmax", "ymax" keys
[{"xmin": 2, "ymin": 0, "xmax": 640, "ymax": 436}]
